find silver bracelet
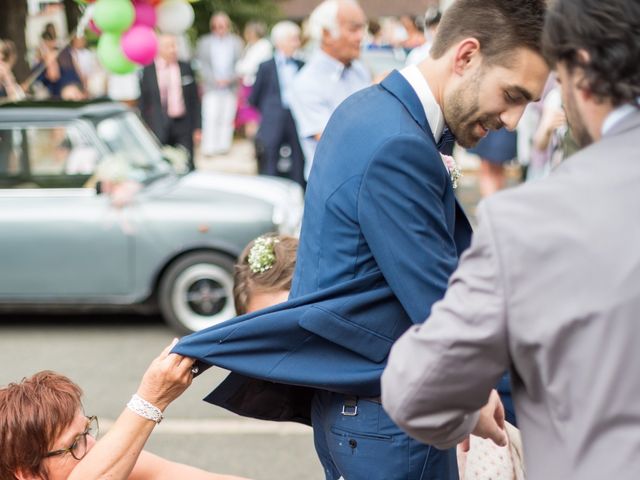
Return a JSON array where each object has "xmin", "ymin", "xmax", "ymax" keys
[{"xmin": 127, "ymin": 394, "xmax": 164, "ymax": 424}]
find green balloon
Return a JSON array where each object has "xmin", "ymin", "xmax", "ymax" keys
[
  {"xmin": 93, "ymin": 0, "xmax": 135, "ymax": 34},
  {"xmin": 97, "ymin": 33, "xmax": 136, "ymax": 74}
]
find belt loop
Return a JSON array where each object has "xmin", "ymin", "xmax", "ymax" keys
[{"xmin": 341, "ymin": 396, "xmax": 358, "ymax": 416}]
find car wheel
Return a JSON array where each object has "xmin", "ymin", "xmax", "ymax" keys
[{"xmin": 159, "ymin": 251, "xmax": 237, "ymax": 333}]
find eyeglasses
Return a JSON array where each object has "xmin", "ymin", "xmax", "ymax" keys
[{"xmin": 45, "ymin": 416, "xmax": 99, "ymax": 461}]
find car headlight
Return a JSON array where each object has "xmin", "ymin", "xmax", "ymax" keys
[{"xmin": 272, "ymin": 182, "xmax": 304, "ymax": 236}]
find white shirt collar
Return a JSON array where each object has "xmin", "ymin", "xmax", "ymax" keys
[
  {"xmin": 602, "ymin": 101, "xmax": 639, "ymax": 136},
  {"xmin": 399, "ymin": 64, "xmax": 445, "ymax": 142}
]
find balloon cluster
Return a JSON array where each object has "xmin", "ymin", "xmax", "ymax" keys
[{"xmin": 79, "ymin": 0, "xmax": 195, "ymax": 74}]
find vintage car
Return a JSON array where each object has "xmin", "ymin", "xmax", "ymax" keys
[{"xmin": 0, "ymin": 100, "xmax": 304, "ymax": 332}]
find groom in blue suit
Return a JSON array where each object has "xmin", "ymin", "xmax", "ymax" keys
[{"xmin": 174, "ymin": 1, "xmax": 549, "ymax": 478}]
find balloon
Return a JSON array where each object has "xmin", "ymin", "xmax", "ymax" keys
[
  {"xmin": 133, "ymin": 2, "xmax": 156, "ymax": 27},
  {"xmin": 121, "ymin": 25, "xmax": 158, "ymax": 65},
  {"xmin": 93, "ymin": 0, "xmax": 135, "ymax": 34},
  {"xmin": 97, "ymin": 33, "xmax": 136, "ymax": 74},
  {"xmin": 156, "ymin": 0, "xmax": 194, "ymax": 35}
]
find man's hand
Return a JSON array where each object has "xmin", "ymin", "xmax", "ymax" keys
[{"xmin": 461, "ymin": 389, "xmax": 507, "ymax": 451}]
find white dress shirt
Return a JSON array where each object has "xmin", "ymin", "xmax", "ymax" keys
[
  {"xmin": 399, "ymin": 64, "xmax": 445, "ymax": 144},
  {"xmin": 274, "ymin": 51, "xmax": 298, "ymax": 109},
  {"xmin": 602, "ymin": 99, "xmax": 640, "ymax": 136}
]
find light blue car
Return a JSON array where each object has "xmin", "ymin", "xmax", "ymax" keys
[{"xmin": 0, "ymin": 101, "xmax": 304, "ymax": 332}]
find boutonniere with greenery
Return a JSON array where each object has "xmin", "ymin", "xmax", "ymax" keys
[{"xmin": 441, "ymin": 154, "xmax": 463, "ymax": 189}]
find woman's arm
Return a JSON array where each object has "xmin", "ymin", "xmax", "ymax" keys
[
  {"xmin": 66, "ymin": 339, "xmax": 194, "ymax": 480},
  {"xmin": 130, "ymin": 451, "xmax": 248, "ymax": 480}
]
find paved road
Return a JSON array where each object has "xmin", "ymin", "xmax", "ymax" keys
[{"xmin": 0, "ymin": 314, "xmax": 322, "ymax": 480}]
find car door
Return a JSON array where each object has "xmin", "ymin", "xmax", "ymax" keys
[{"xmin": 0, "ymin": 120, "xmax": 133, "ymax": 300}]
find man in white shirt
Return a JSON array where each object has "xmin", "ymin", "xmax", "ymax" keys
[{"xmin": 289, "ymin": 0, "xmax": 371, "ymax": 179}]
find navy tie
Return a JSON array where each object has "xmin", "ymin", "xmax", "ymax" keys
[{"xmin": 436, "ymin": 127, "xmax": 456, "ymax": 155}]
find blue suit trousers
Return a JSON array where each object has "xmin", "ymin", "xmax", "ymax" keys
[{"xmin": 311, "ymin": 391, "xmax": 459, "ymax": 480}]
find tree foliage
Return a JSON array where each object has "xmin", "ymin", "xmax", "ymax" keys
[{"xmin": 191, "ymin": 0, "xmax": 283, "ymax": 39}]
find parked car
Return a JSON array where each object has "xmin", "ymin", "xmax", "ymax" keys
[{"xmin": 0, "ymin": 100, "xmax": 304, "ymax": 332}]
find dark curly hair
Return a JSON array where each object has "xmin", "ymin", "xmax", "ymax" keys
[
  {"xmin": 431, "ymin": 0, "xmax": 547, "ymax": 64},
  {"xmin": 543, "ymin": 0, "xmax": 640, "ymax": 107}
]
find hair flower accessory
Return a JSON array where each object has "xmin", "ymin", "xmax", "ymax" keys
[{"xmin": 248, "ymin": 236, "xmax": 280, "ymax": 274}]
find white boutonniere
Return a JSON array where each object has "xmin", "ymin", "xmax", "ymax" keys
[{"xmin": 441, "ymin": 154, "xmax": 463, "ymax": 189}]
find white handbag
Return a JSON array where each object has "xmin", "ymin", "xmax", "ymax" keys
[{"xmin": 457, "ymin": 422, "xmax": 525, "ymax": 480}]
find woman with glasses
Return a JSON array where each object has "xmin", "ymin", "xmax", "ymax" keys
[{"xmin": 0, "ymin": 340, "xmax": 246, "ymax": 480}]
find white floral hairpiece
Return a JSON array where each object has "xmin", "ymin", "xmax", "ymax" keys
[{"xmin": 248, "ymin": 236, "xmax": 280, "ymax": 274}]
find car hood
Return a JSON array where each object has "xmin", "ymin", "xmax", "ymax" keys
[
  {"xmin": 178, "ymin": 171, "xmax": 301, "ymax": 204},
  {"xmin": 155, "ymin": 171, "xmax": 304, "ymax": 235}
]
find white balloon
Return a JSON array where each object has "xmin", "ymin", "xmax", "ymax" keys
[{"xmin": 156, "ymin": 0, "xmax": 195, "ymax": 35}]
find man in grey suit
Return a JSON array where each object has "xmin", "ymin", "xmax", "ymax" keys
[{"xmin": 381, "ymin": 1, "xmax": 640, "ymax": 479}]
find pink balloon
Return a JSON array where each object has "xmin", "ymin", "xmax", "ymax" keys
[
  {"xmin": 88, "ymin": 18, "xmax": 102, "ymax": 35},
  {"xmin": 133, "ymin": 2, "xmax": 156, "ymax": 28},
  {"xmin": 121, "ymin": 25, "xmax": 158, "ymax": 65}
]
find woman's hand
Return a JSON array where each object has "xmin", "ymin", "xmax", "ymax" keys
[{"xmin": 136, "ymin": 339, "xmax": 195, "ymax": 411}]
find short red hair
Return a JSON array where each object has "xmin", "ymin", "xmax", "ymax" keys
[{"xmin": 0, "ymin": 371, "xmax": 83, "ymax": 480}]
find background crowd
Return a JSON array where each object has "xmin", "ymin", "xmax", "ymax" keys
[{"xmin": 0, "ymin": 0, "xmax": 573, "ymax": 194}]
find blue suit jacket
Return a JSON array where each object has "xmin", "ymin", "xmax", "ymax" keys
[{"xmin": 174, "ymin": 70, "xmax": 473, "ymax": 424}]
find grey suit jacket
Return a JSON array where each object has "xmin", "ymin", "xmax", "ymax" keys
[{"xmin": 382, "ymin": 109, "xmax": 640, "ymax": 480}]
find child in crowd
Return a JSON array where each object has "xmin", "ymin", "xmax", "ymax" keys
[{"xmin": 233, "ymin": 233, "xmax": 298, "ymax": 315}]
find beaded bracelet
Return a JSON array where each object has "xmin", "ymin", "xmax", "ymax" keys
[{"xmin": 127, "ymin": 394, "xmax": 164, "ymax": 424}]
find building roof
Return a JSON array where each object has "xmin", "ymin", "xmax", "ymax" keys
[{"xmin": 276, "ymin": 0, "xmax": 439, "ymax": 19}]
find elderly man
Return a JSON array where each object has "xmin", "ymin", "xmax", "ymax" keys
[
  {"xmin": 196, "ymin": 12, "xmax": 243, "ymax": 156},
  {"xmin": 382, "ymin": 1, "xmax": 640, "ymax": 479},
  {"xmin": 289, "ymin": 0, "xmax": 370, "ymax": 179},
  {"xmin": 139, "ymin": 34, "xmax": 201, "ymax": 170},
  {"xmin": 249, "ymin": 21, "xmax": 305, "ymax": 187}
]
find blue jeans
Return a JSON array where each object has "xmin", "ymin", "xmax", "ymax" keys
[{"xmin": 311, "ymin": 390, "xmax": 459, "ymax": 480}]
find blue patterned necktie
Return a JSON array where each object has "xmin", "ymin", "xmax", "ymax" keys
[{"xmin": 436, "ymin": 127, "xmax": 456, "ymax": 155}]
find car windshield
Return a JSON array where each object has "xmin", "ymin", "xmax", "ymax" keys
[{"xmin": 94, "ymin": 112, "xmax": 172, "ymax": 183}]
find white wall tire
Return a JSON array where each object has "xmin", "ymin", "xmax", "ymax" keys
[{"xmin": 159, "ymin": 252, "xmax": 236, "ymax": 333}]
